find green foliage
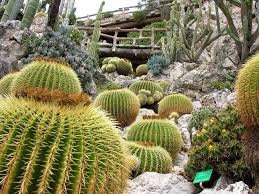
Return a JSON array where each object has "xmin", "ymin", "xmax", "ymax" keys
[
  {"xmin": 133, "ymin": 10, "xmax": 147, "ymax": 21},
  {"xmin": 70, "ymin": 28, "xmax": 84, "ymax": 46},
  {"xmin": 94, "ymin": 89, "xmax": 140, "ymax": 127},
  {"xmin": 21, "ymin": 0, "xmax": 40, "ymax": 29},
  {"xmin": 120, "ymin": 21, "xmax": 167, "ymax": 45},
  {"xmin": 0, "ymin": 72, "xmax": 19, "ymax": 96},
  {"xmin": 185, "ymin": 106, "xmax": 253, "ymax": 184},
  {"xmin": 21, "ymin": 29, "xmax": 94, "ymax": 94},
  {"xmin": 136, "ymin": 64, "xmax": 148, "ymax": 77},
  {"xmin": 158, "ymin": 93, "xmax": 193, "ymax": 117},
  {"xmin": 96, "ymin": 82, "xmax": 122, "ymax": 94},
  {"xmin": 188, "ymin": 107, "xmax": 218, "ymax": 131},
  {"xmin": 147, "ymin": 54, "xmax": 170, "ymax": 75},
  {"xmin": 126, "ymin": 141, "xmax": 172, "ymax": 177},
  {"xmin": 0, "ymin": 97, "xmax": 129, "ymax": 194},
  {"xmin": 103, "ymin": 11, "xmax": 113, "ymax": 19},
  {"xmin": 127, "ymin": 117, "xmax": 182, "ymax": 159},
  {"xmin": 129, "ymin": 80, "xmax": 163, "ymax": 95},
  {"xmin": 11, "ymin": 58, "xmax": 82, "ymax": 96}
]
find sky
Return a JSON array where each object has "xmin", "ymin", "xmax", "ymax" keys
[{"xmin": 75, "ymin": 0, "xmax": 139, "ymax": 17}]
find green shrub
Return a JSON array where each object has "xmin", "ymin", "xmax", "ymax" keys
[
  {"xmin": 0, "ymin": 72, "xmax": 19, "ymax": 96},
  {"xmin": 133, "ymin": 10, "xmax": 147, "ymax": 21},
  {"xmin": 103, "ymin": 11, "xmax": 114, "ymax": 18},
  {"xmin": 126, "ymin": 141, "xmax": 172, "ymax": 177},
  {"xmin": 0, "ymin": 97, "xmax": 129, "ymax": 194},
  {"xmin": 127, "ymin": 116, "xmax": 182, "ymax": 159},
  {"xmin": 94, "ymin": 89, "xmax": 140, "ymax": 127},
  {"xmin": 158, "ymin": 93, "xmax": 193, "ymax": 117},
  {"xmin": 188, "ymin": 107, "xmax": 218, "ymax": 132},
  {"xmin": 136, "ymin": 64, "xmax": 148, "ymax": 77},
  {"xmin": 147, "ymin": 54, "xmax": 170, "ymax": 75},
  {"xmin": 185, "ymin": 106, "xmax": 253, "ymax": 184}
]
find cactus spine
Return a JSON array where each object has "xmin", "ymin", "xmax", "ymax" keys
[
  {"xmin": 21, "ymin": 0, "xmax": 40, "ymax": 29},
  {"xmin": 158, "ymin": 93, "xmax": 193, "ymax": 117},
  {"xmin": 126, "ymin": 141, "xmax": 172, "ymax": 177},
  {"xmin": 127, "ymin": 117, "xmax": 182, "ymax": 159},
  {"xmin": 0, "ymin": 97, "xmax": 129, "ymax": 194},
  {"xmin": 94, "ymin": 89, "xmax": 140, "ymax": 127},
  {"xmin": 0, "ymin": 72, "xmax": 19, "ymax": 96}
]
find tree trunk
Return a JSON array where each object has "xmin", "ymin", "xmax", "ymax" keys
[{"xmin": 47, "ymin": 0, "xmax": 61, "ymax": 30}]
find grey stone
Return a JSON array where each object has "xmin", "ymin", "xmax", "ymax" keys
[{"xmin": 174, "ymin": 152, "xmax": 188, "ymax": 168}]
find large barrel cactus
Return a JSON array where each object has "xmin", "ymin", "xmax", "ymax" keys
[
  {"xmin": 0, "ymin": 72, "xmax": 19, "ymax": 96},
  {"xmin": 126, "ymin": 141, "xmax": 172, "ymax": 177},
  {"xmin": 236, "ymin": 54, "xmax": 259, "ymax": 192},
  {"xmin": 116, "ymin": 59, "xmax": 133, "ymax": 75},
  {"xmin": 158, "ymin": 93, "xmax": 193, "ymax": 117},
  {"xmin": 127, "ymin": 116, "xmax": 182, "ymax": 159},
  {"xmin": 0, "ymin": 98, "xmax": 129, "ymax": 194},
  {"xmin": 129, "ymin": 80, "xmax": 163, "ymax": 95},
  {"xmin": 94, "ymin": 89, "xmax": 140, "ymax": 127}
]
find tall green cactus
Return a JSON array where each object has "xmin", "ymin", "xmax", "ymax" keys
[
  {"xmin": 94, "ymin": 89, "xmax": 140, "ymax": 127},
  {"xmin": 0, "ymin": 97, "xmax": 129, "ymax": 194},
  {"xmin": 87, "ymin": 1, "xmax": 105, "ymax": 68},
  {"xmin": 21, "ymin": 0, "xmax": 40, "ymax": 29},
  {"xmin": 127, "ymin": 116, "xmax": 182, "ymax": 159},
  {"xmin": 0, "ymin": 72, "xmax": 19, "ymax": 96},
  {"xmin": 129, "ymin": 80, "xmax": 163, "ymax": 95},
  {"xmin": 126, "ymin": 141, "xmax": 172, "ymax": 177},
  {"xmin": 1, "ymin": 0, "xmax": 16, "ymax": 22},
  {"xmin": 9, "ymin": 0, "xmax": 24, "ymax": 20},
  {"xmin": 158, "ymin": 93, "xmax": 193, "ymax": 117},
  {"xmin": 236, "ymin": 53, "xmax": 259, "ymax": 191}
]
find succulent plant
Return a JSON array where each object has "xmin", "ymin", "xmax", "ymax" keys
[
  {"xmin": 158, "ymin": 94, "xmax": 193, "ymax": 117},
  {"xmin": 94, "ymin": 89, "xmax": 140, "ymax": 127},
  {"xmin": 185, "ymin": 106, "xmax": 253, "ymax": 185},
  {"xmin": 158, "ymin": 80, "xmax": 169, "ymax": 91},
  {"xmin": 146, "ymin": 97, "xmax": 155, "ymax": 105},
  {"xmin": 136, "ymin": 64, "xmax": 148, "ymax": 77},
  {"xmin": 11, "ymin": 58, "xmax": 88, "ymax": 105},
  {"xmin": 139, "ymin": 89, "xmax": 152, "ymax": 97},
  {"xmin": 102, "ymin": 57, "xmax": 113, "ymax": 65},
  {"xmin": 147, "ymin": 54, "xmax": 170, "ymax": 76},
  {"xmin": 235, "ymin": 54, "xmax": 259, "ymax": 190},
  {"xmin": 0, "ymin": 72, "xmax": 19, "ymax": 96},
  {"xmin": 0, "ymin": 97, "xmax": 129, "ymax": 194},
  {"xmin": 127, "ymin": 117, "xmax": 182, "ymax": 159},
  {"xmin": 129, "ymin": 80, "xmax": 163, "ymax": 96},
  {"xmin": 116, "ymin": 59, "xmax": 133, "ymax": 75},
  {"xmin": 137, "ymin": 93, "xmax": 147, "ymax": 106},
  {"xmin": 126, "ymin": 141, "xmax": 172, "ymax": 177},
  {"xmin": 106, "ymin": 63, "xmax": 117, "ymax": 73}
]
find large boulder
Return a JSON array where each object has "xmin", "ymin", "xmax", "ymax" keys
[{"xmin": 0, "ymin": 20, "xmax": 26, "ymax": 78}]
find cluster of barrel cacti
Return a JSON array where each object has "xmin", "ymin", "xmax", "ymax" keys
[
  {"xmin": 129, "ymin": 80, "xmax": 164, "ymax": 106},
  {"xmin": 102, "ymin": 57, "xmax": 133, "ymax": 75},
  {"xmin": 0, "ymin": 58, "xmax": 130, "ymax": 193}
]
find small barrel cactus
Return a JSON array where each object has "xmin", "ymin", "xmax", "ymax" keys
[
  {"xmin": 116, "ymin": 59, "xmax": 133, "ymax": 75},
  {"xmin": 102, "ymin": 57, "xmax": 113, "ymax": 65},
  {"xmin": 136, "ymin": 64, "xmax": 148, "ymax": 77},
  {"xmin": 127, "ymin": 116, "xmax": 182, "ymax": 159},
  {"xmin": 158, "ymin": 94, "xmax": 193, "ymax": 117},
  {"xmin": 94, "ymin": 89, "xmax": 140, "ymax": 127},
  {"xmin": 0, "ymin": 97, "xmax": 129, "ymax": 194},
  {"xmin": 129, "ymin": 80, "xmax": 163, "ymax": 95},
  {"xmin": 126, "ymin": 141, "xmax": 172, "ymax": 177},
  {"xmin": 0, "ymin": 72, "xmax": 19, "ymax": 96},
  {"xmin": 106, "ymin": 63, "xmax": 117, "ymax": 73},
  {"xmin": 11, "ymin": 58, "xmax": 87, "ymax": 105}
]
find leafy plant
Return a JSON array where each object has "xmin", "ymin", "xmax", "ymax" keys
[
  {"xmin": 126, "ymin": 141, "xmax": 172, "ymax": 177},
  {"xmin": 21, "ymin": 29, "xmax": 95, "ymax": 95},
  {"xmin": 147, "ymin": 54, "xmax": 170, "ymax": 75},
  {"xmin": 185, "ymin": 106, "xmax": 253, "ymax": 185},
  {"xmin": 127, "ymin": 116, "xmax": 182, "ymax": 159},
  {"xmin": 133, "ymin": 10, "xmax": 147, "ymax": 21},
  {"xmin": 103, "ymin": 11, "xmax": 113, "ymax": 19},
  {"xmin": 158, "ymin": 93, "xmax": 193, "ymax": 117},
  {"xmin": 94, "ymin": 89, "xmax": 140, "ymax": 127}
]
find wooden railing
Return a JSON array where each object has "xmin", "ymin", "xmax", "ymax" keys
[{"xmin": 79, "ymin": 27, "xmax": 169, "ymax": 52}]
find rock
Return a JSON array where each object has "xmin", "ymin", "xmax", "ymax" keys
[
  {"xmin": 200, "ymin": 181, "xmax": 252, "ymax": 194},
  {"xmin": 174, "ymin": 152, "xmax": 188, "ymax": 168},
  {"xmin": 193, "ymin": 101, "xmax": 203, "ymax": 111},
  {"xmin": 136, "ymin": 108, "xmax": 156, "ymax": 122},
  {"xmin": 213, "ymin": 176, "xmax": 235, "ymax": 191},
  {"xmin": 30, "ymin": 14, "xmax": 48, "ymax": 33},
  {"xmin": 177, "ymin": 114, "xmax": 192, "ymax": 150},
  {"xmin": 125, "ymin": 172, "xmax": 195, "ymax": 194},
  {"xmin": 200, "ymin": 89, "xmax": 236, "ymax": 108},
  {"xmin": 0, "ymin": 20, "xmax": 26, "ymax": 78}
]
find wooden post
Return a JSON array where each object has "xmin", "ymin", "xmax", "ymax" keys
[{"xmin": 112, "ymin": 30, "xmax": 119, "ymax": 52}]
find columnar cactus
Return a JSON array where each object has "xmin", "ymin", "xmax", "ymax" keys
[
  {"xmin": 236, "ymin": 54, "xmax": 259, "ymax": 191},
  {"xmin": 94, "ymin": 89, "xmax": 140, "ymax": 127},
  {"xmin": 129, "ymin": 80, "xmax": 163, "ymax": 95},
  {"xmin": 0, "ymin": 97, "xmax": 129, "ymax": 194},
  {"xmin": 127, "ymin": 116, "xmax": 182, "ymax": 159},
  {"xmin": 11, "ymin": 58, "xmax": 86, "ymax": 105},
  {"xmin": 136, "ymin": 64, "xmax": 148, "ymax": 77},
  {"xmin": 0, "ymin": 72, "xmax": 19, "ymax": 96},
  {"xmin": 158, "ymin": 93, "xmax": 193, "ymax": 117},
  {"xmin": 126, "ymin": 141, "xmax": 172, "ymax": 177},
  {"xmin": 21, "ymin": 0, "xmax": 40, "ymax": 29}
]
